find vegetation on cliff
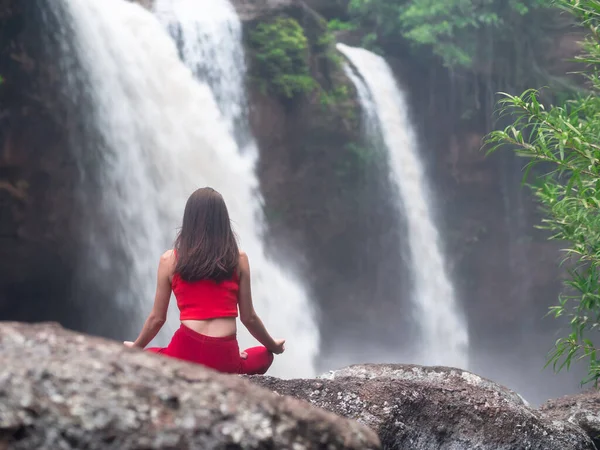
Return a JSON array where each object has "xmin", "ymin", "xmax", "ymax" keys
[
  {"xmin": 249, "ymin": 17, "xmax": 316, "ymax": 99},
  {"xmin": 487, "ymin": 0, "xmax": 600, "ymax": 385},
  {"xmin": 247, "ymin": 13, "xmax": 353, "ymax": 106},
  {"xmin": 310, "ymin": 0, "xmax": 574, "ymax": 126},
  {"xmin": 347, "ymin": 0, "xmax": 552, "ymax": 69}
]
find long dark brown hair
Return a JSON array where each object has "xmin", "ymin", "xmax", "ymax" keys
[{"xmin": 174, "ymin": 187, "xmax": 239, "ymax": 282}]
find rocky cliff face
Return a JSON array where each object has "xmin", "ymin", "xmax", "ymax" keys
[
  {"xmin": 0, "ymin": 1, "xmax": 80, "ymax": 326},
  {"xmin": 0, "ymin": 0, "xmax": 138, "ymax": 336}
]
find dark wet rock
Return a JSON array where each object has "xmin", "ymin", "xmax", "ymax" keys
[
  {"xmin": 249, "ymin": 363, "xmax": 595, "ymax": 450},
  {"xmin": 541, "ymin": 389, "xmax": 600, "ymax": 448},
  {"xmin": 0, "ymin": 0, "xmax": 87, "ymax": 329},
  {"xmin": 0, "ymin": 322, "xmax": 380, "ymax": 450}
]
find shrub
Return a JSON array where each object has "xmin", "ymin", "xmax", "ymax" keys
[{"xmin": 250, "ymin": 17, "xmax": 316, "ymax": 99}]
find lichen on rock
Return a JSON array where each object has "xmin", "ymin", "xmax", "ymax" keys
[
  {"xmin": 541, "ymin": 389, "xmax": 600, "ymax": 448},
  {"xmin": 0, "ymin": 322, "xmax": 381, "ymax": 450},
  {"xmin": 250, "ymin": 363, "xmax": 596, "ymax": 450}
]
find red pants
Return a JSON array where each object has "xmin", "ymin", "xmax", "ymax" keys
[{"xmin": 146, "ymin": 324, "xmax": 274, "ymax": 375}]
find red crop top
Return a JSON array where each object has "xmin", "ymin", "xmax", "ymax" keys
[{"xmin": 172, "ymin": 271, "xmax": 239, "ymax": 321}]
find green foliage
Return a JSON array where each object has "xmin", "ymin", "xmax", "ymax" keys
[
  {"xmin": 311, "ymin": 24, "xmax": 346, "ymax": 68},
  {"xmin": 250, "ymin": 17, "xmax": 316, "ymax": 99},
  {"xmin": 360, "ymin": 32, "xmax": 384, "ymax": 55},
  {"xmin": 326, "ymin": 49, "xmax": 344, "ymax": 68},
  {"xmin": 348, "ymin": 0, "xmax": 552, "ymax": 68},
  {"xmin": 319, "ymin": 85, "xmax": 350, "ymax": 108},
  {"xmin": 316, "ymin": 32, "xmax": 334, "ymax": 49},
  {"xmin": 335, "ymin": 142, "xmax": 377, "ymax": 179},
  {"xmin": 317, "ymin": 81, "xmax": 358, "ymax": 127},
  {"xmin": 327, "ymin": 19, "xmax": 357, "ymax": 32},
  {"xmin": 485, "ymin": 0, "xmax": 600, "ymax": 385},
  {"xmin": 345, "ymin": 142, "xmax": 377, "ymax": 166}
]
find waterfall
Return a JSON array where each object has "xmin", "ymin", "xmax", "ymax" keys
[
  {"xmin": 42, "ymin": 0, "xmax": 319, "ymax": 378},
  {"xmin": 151, "ymin": 0, "xmax": 320, "ymax": 373},
  {"xmin": 153, "ymin": 0, "xmax": 248, "ymax": 143},
  {"xmin": 338, "ymin": 44, "xmax": 468, "ymax": 368}
]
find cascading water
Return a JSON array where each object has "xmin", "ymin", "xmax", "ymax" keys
[
  {"xmin": 42, "ymin": 0, "xmax": 318, "ymax": 378},
  {"xmin": 153, "ymin": 0, "xmax": 248, "ymax": 143},
  {"xmin": 152, "ymin": 0, "xmax": 319, "ymax": 372},
  {"xmin": 338, "ymin": 44, "xmax": 469, "ymax": 368}
]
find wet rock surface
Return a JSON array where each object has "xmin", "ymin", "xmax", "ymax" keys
[
  {"xmin": 541, "ymin": 389, "xmax": 600, "ymax": 448},
  {"xmin": 250, "ymin": 364, "xmax": 596, "ymax": 450},
  {"xmin": 0, "ymin": 322, "xmax": 380, "ymax": 450}
]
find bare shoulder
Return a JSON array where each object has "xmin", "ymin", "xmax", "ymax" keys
[
  {"xmin": 161, "ymin": 249, "xmax": 175, "ymax": 260},
  {"xmin": 238, "ymin": 251, "xmax": 249, "ymax": 273},
  {"xmin": 160, "ymin": 249, "xmax": 176, "ymax": 267}
]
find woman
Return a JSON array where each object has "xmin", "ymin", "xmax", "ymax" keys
[{"xmin": 125, "ymin": 187, "xmax": 285, "ymax": 375}]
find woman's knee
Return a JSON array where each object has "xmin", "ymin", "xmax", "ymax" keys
[
  {"xmin": 261, "ymin": 349, "xmax": 274, "ymax": 372},
  {"xmin": 242, "ymin": 346, "xmax": 274, "ymax": 375}
]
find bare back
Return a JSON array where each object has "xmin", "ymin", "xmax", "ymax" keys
[{"xmin": 179, "ymin": 251, "xmax": 247, "ymax": 337}]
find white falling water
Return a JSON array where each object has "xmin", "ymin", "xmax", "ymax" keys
[
  {"xmin": 338, "ymin": 44, "xmax": 469, "ymax": 368},
  {"xmin": 153, "ymin": 0, "xmax": 247, "ymax": 140},
  {"xmin": 46, "ymin": 0, "xmax": 319, "ymax": 378},
  {"xmin": 152, "ymin": 0, "xmax": 319, "ymax": 372}
]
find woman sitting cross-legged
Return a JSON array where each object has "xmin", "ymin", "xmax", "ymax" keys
[{"xmin": 124, "ymin": 187, "xmax": 285, "ymax": 375}]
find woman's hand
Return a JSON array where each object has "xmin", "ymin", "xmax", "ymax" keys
[
  {"xmin": 123, "ymin": 341, "xmax": 136, "ymax": 348},
  {"xmin": 269, "ymin": 339, "xmax": 286, "ymax": 355}
]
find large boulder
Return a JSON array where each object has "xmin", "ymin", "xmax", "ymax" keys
[
  {"xmin": 0, "ymin": 322, "xmax": 380, "ymax": 450},
  {"xmin": 249, "ymin": 364, "xmax": 595, "ymax": 450},
  {"xmin": 541, "ymin": 389, "xmax": 600, "ymax": 447}
]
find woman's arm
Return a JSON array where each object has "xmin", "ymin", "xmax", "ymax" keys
[
  {"xmin": 237, "ymin": 252, "xmax": 285, "ymax": 354},
  {"xmin": 130, "ymin": 250, "xmax": 175, "ymax": 348}
]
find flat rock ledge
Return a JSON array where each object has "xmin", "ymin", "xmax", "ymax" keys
[
  {"xmin": 0, "ymin": 322, "xmax": 380, "ymax": 450},
  {"xmin": 249, "ymin": 364, "xmax": 596, "ymax": 450}
]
